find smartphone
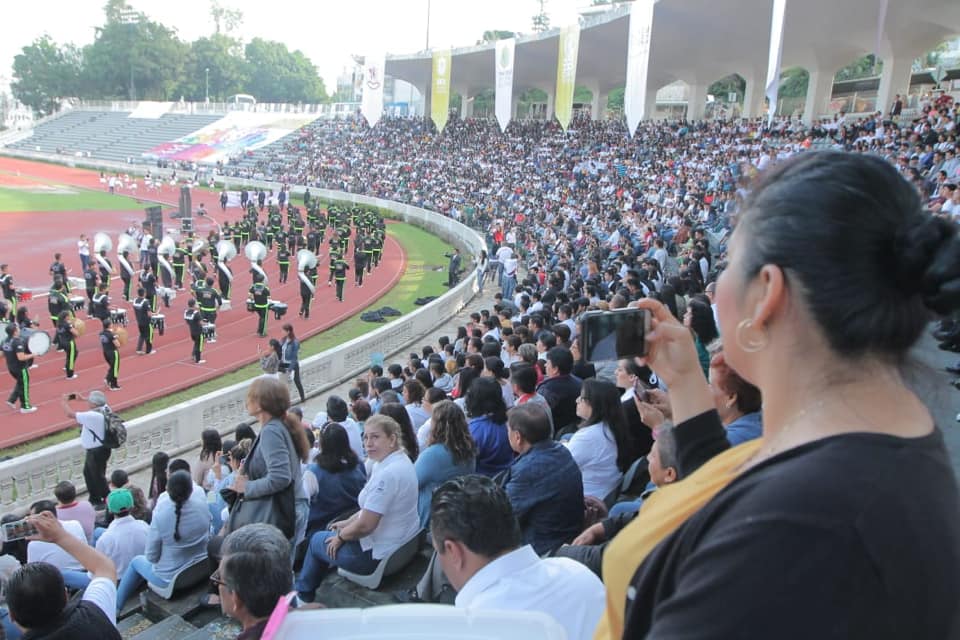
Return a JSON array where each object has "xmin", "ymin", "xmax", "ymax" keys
[
  {"xmin": 633, "ymin": 378, "xmax": 652, "ymax": 403},
  {"xmin": 67, "ymin": 393, "xmax": 78, "ymax": 401},
  {"xmin": 580, "ymin": 308, "xmax": 651, "ymax": 363},
  {"xmin": 1, "ymin": 518, "xmax": 38, "ymax": 543}
]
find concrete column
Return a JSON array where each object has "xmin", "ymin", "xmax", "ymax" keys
[
  {"xmin": 537, "ymin": 85, "xmax": 555, "ymax": 121},
  {"xmin": 742, "ymin": 73, "xmax": 766, "ymax": 119},
  {"xmin": 511, "ymin": 94, "xmax": 520, "ymax": 120},
  {"xmin": 802, "ymin": 68, "xmax": 835, "ymax": 125},
  {"xmin": 686, "ymin": 82, "xmax": 708, "ymax": 120},
  {"xmin": 644, "ymin": 88, "xmax": 658, "ymax": 121},
  {"xmin": 581, "ymin": 80, "xmax": 600, "ymax": 119},
  {"xmin": 416, "ymin": 84, "xmax": 430, "ymax": 118},
  {"xmin": 877, "ymin": 54, "xmax": 916, "ymax": 118},
  {"xmin": 598, "ymin": 91, "xmax": 609, "ymax": 120}
]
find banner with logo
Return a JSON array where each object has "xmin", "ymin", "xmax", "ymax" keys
[
  {"xmin": 361, "ymin": 53, "xmax": 385, "ymax": 128},
  {"xmin": 624, "ymin": 0, "xmax": 655, "ymax": 136},
  {"xmin": 554, "ymin": 24, "xmax": 580, "ymax": 131},
  {"xmin": 494, "ymin": 38, "xmax": 516, "ymax": 132},
  {"xmin": 764, "ymin": 0, "xmax": 787, "ymax": 125},
  {"xmin": 431, "ymin": 49, "xmax": 452, "ymax": 132}
]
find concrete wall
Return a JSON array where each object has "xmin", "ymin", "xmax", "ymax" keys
[{"xmin": 0, "ymin": 151, "xmax": 484, "ymax": 512}]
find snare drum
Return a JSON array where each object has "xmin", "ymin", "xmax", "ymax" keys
[
  {"xmin": 69, "ymin": 297, "xmax": 85, "ymax": 312},
  {"xmin": 268, "ymin": 301, "xmax": 288, "ymax": 320},
  {"xmin": 201, "ymin": 323, "xmax": 216, "ymax": 340},
  {"xmin": 26, "ymin": 331, "xmax": 51, "ymax": 356},
  {"xmin": 150, "ymin": 314, "xmax": 166, "ymax": 336},
  {"xmin": 246, "ymin": 299, "xmax": 255, "ymax": 312},
  {"xmin": 15, "ymin": 289, "xmax": 33, "ymax": 302},
  {"xmin": 110, "ymin": 308, "xmax": 128, "ymax": 326}
]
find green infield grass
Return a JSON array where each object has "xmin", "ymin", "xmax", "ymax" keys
[{"xmin": 0, "ymin": 185, "xmax": 145, "ymax": 212}]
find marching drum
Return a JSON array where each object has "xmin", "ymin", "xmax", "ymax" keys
[
  {"xmin": 112, "ymin": 327, "xmax": 128, "ymax": 346},
  {"xmin": 26, "ymin": 331, "xmax": 51, "ymax": 356},
  {"xmin": 246, "ymin": 299, "xmax": 256, "ymax": 312},
  {"xmin": 268, "ymin": 301, "xmax": 288, "ymax": 320},
  {"xmin": 150, "ymin": 314, "xmax": 166, "ymax": 336},
  {"xmin": 158, "ymin": 287, "xmax": 177, "ymax": 304},
  {"xmin": 72, "ymin": 317, "xmax": 87, "ymax": 337},
  {"xmin": 110, "ymin": 308, "xmax": 128, "ymax": 326},
  {"xmin": 201, "ymin": 323, "xmax": 216, "ymax": 340},
  {"xmin": 16, "ymin": 289, "xmax": 33, "ymax": 302},
  {"xmin": 69, "ymin": 296, "xmax": 85, "ymax": 312}
]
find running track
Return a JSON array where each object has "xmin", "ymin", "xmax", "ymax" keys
[{"xmin": 0, "ymin": 157, "xmax": 406, "ymax": 448}]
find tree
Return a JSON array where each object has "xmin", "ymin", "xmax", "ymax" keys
[
  {"xmin": 175, "ymin": 35, "xmax": 248, "ymax": 101},
  {"xmin": 708, "ymin": 74, "xmax": 746, "ymax": 102},
  {"xmin": 478, "ymin": 30, "xmax": 516, "ymax": 45},
  {"xmin": 779, "ymin": 67, "xmax": 809, "ymax": 98},
  {"xmin": 210, "ymin": 0, "xmax": 243, "ymax": 35},
  {"xmin": 834, "ymin": 54, "xmax": 880, "ymax": 81},
  {"xmin": 11, "ymin": 36, "xmax": 82, "ymax": 115},
  {"xmin": 532, "ymin": 0, "xmax": 550, "ymax": 32},
  {"xmin": 244, "ymin": 38, "xmax": 327, "ymax": 103}
]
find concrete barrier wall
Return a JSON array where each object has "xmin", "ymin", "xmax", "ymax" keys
[{"xmin": 0, "ymin": 160, "xmax": 483, "ymax": 511}]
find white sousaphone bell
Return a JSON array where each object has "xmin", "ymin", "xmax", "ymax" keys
[
  {"xmin": 93, "ymin": 232, "xmax": 114, "ymax": 275},
  {"xmin": 216, "ymin": 240, "xmax": 237, "ymax": 310},
  {"xmin": 297, "ymin": 249, "xmax": 318, "ymax": 294},
  {"xmin": 116, "ymin": 233, "xmax": 138, "ymax": 278},
  {"xmin": 245, "ymin": 241, "xmax": 268, "ymax": 285}
]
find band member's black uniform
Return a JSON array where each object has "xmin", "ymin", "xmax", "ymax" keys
[
  {"xmin": 84, "ymin": 265, "xmax": 99, "ymax": 315},
  {"xmin": 0, "ymin": 265, "xmax": 15, "ymax": 317},
  {"xmin": 96, "ymin": 251, "xmax": 112, "ymax": 283},
  {"xmin": 57, "ymin": 311, "xmax": 79, "ymax": 379},
  {"xmin": 119, "ymin": 251, "xmax": 134, "ymax": 301},
  {"xmin": 48, "ymin": 283, "xmax": 70, "ymax": 329},
  {"xmin": 91, "ymin": 285, "xmax": 110, "ymax": 322},
  {"xmin": 333, "ymin": 257, "xmax": 350, "ymax": 302},
  {"xmin": 140, "ymin": 267, "xmax": 158, "ymax": 313},
  {"xmin": 299, "ymin": 265, "xmax": 316, "ymax": 319},
  {"xmin": 184, "ymin": 300, "xmax": 205, "ymax": 363},
  {"xmin": 3, "ymin": 324, "xmax": 34, "ymax": 412},
  {"xmin": 100, "ymin": 319, "xmax": 121, "ymax": 390},
  {"xmin": 249, "ymin": 281, "xmax": 270, "ymax": 337},
  {"xmin": 277, "ymin": 248, "xmax": 290, "ymax": 284},
  {"xmin": 172, "ymin": 245, "xmax": 187, "ymax": 289},
  {"xmin": 197, "ymin": 278, "xmax": 221, "ymax": 339},
  {"xmin": 50, "ymin": 254, "xmax": 69, "ymax": 292},
  {"xmin": 250, "ymin": 261, "xmax": 266, "ymax": 285},
  {"xmin": 133, "ymin": 289, "xmax": 155, "ymax": 355},
  {"xmin": 354, "ymin": 243, "xmax": 367, "ymax": 287}
]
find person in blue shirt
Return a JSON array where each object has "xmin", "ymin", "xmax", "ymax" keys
[
  {"xmin": 464, "ymin": 377, "xmax": 513, "ymax": 476},
  {"xmin": 415, "ymin": 401, "xmax": 476, "ymax": 527},
  {"xmin": 304, "ymin": 423, "xmax": 366, "ymax": 539},
  {"xmin": 708, "ymin": 349, "xmax": 763, "ymax": 446}
]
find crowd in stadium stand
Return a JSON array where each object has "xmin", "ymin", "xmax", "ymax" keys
[{"xmin": 3, "ymin": 91, "xmax": 960, "ymax": 639}]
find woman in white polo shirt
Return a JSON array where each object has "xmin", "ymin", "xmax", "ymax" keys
[
  {"xmin": 565, "ymin": 378, "xmax": 630, "ymax": 500},
  {"xmin": 295, "ymin": 414, "xmax": 420, "ymax": 602}
]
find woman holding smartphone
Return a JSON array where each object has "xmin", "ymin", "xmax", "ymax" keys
[{"xmin": 281, "ymin": 323, "xmax": 305, "ymax": 404}]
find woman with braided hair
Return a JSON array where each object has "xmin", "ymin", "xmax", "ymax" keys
[{"xmin": 115, "ymin": 470, "xmax": 211, "ymax": 612}]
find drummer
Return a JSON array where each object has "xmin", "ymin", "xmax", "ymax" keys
[
  {"xmin": 99, "ymin": 319, "xmax": 121, "ymax": 391},
  {"xmin": 184, "ymin": 299, "xmax": 205, "ymax": 364},
  {"xmin": 48, "ymin": 280, "xmax": 71, "ymax": 330},
  {"xmin": 3, "ymin": 324, "xmax": 36, "ymax": 413},
  {"xmin": 57, "ymin": 310, "xmax": 79, "ymax": 380},
  {"xmin": 49, "ymin": 253, "xmax": 69, "ymax": 293},
  {"xmin": 0, "ymin": 264, "xmax": 16, "ymax": 317},
  {"xmin": 133, "ymin": 287, "xmax": 156, "ymax": 356},
  {"xmin": 91, "ymin": 284, "xmax": 110, "ymax": 322},
  {"xmin": 83, "ymin": 263, "xmax": 99, "ymax": 316}
]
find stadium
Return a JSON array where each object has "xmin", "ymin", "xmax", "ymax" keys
[{"xmin": 0, "ymin": 0, "xmax": 958, "ymax": 638}]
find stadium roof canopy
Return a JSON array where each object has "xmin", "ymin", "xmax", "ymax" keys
[{"xmin": 385, "ymin": 0, "xmax": 960, "ymax": 122}]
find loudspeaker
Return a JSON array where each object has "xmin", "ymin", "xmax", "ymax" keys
[
  {"xmin": 145, "ymin": 205, "xmax": 163, "ymax": 221},
  {"xmin": 179, "ymin": 186, "xmax": 192, "ymax": 219},
  {"xmin": 180, "ymin": 218, "xmax": 193, "ymax": 233}
]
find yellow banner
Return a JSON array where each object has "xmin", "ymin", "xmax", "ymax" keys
[
  {"xmin": 554, "ymin": 25, "xmax": 580, "ymax": 131},
  {"xmin": 431, "ymin": 49, "xmax": 452, "ymax": 132}
]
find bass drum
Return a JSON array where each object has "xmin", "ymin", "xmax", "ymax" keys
[{"xmin": 27, "ymin": 331, "xmax": 51, "ymax": 356}]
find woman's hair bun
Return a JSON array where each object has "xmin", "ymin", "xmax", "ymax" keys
[{"xmin": 895, "ymin": 215, "xmax": 960, "ymax": 315}]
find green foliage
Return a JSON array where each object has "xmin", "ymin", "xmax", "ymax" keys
[
  {"xmin": 834, "ymin": 54, "xmax": 880, "ymax": 81},
  {"xmin": 472, "ymin": 88, "xmax": 495, "ymax": 115},
  {"xmin": 209, "ymin": 0, "xmax": 244, "ymax": 35},
  {"xmin": 532, "ymin": 0, "xmax": 550, "ymax": 32},
  {"xmin": 478, "ymin": 30, "xmax": 516, "ymax": 44},
  {"xmin": 244, "ymin": 38, "xmax": 327, "ymax": 103},
  {"xmin": 779, "ymin": 67, "xmax": 809, "ymax": 98},
  {"xmin": 573, "ymin": 85, "xmax": 594, "ymax": 103},
  {"xmin": 607, "ymin": 87, "xmax": 624, "ymax": 111},
  {"xmin": 11, "ymin": 36, "xmax": 82, "ymax": 115},
  {"xmin": 708, "ymin": 74, "xmax": 746, "ymax": 102},
  {"xmin": 175, "ymin": 35, "xmax": 249, "ymax": 101}
]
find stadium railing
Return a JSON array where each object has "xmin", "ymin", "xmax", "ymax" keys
[{"xmin": 0, "ymin": 150, "xmax": 484, "ymax": 511}]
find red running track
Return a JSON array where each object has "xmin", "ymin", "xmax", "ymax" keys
[{"xmin": 0, "ymin": 157, "xmax": 406, "ymax": 448}]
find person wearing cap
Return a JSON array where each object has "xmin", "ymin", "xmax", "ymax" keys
[
  {"xmin": 62, "ymin": 391, "xmax": 112, "ymax": 506},
  {"xmin": 94, "ymin": 489, "xmax": 149, "ymax": 576}
]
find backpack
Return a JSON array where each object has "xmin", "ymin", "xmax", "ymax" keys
[{"xmin": 92, "ymin": 407, "xmax": 127, "ymax": 449}]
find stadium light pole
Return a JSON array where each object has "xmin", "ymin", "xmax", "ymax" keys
[
  {"xmin": 205, "ymin": 68, "xmax": 210, "ymax": 103},
  {"xmin": 119, "ymin": 10, "xmax": 141, "ymax": 101},
  {"xmin": 425, "ymin": 0, "xmax": 431, "ymax": 50}
]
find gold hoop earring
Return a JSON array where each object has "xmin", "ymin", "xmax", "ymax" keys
[{"xmin": 735, "ymin": 319, "xmax": 768, "ymax": 353}]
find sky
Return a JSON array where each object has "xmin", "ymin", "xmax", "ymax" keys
[{"xmin": 1, "ymin": 0, "xmax": 584, "ymax": 92}]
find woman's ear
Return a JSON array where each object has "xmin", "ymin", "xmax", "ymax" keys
[{"xmin": 749, "ymin": 264, "xmax": 787, "ymax": 328}]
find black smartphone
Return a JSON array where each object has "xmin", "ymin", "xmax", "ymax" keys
[
  {"xmin": 67, "ymin": 393, "xmax": 78, "ymax": 401},
  {"xmin": 1, "ymin": 518, "xmax": 38, "ymax": 542},
  {"xmin": 580, "ymin": 308, "xmax": 651, "ymax": 363}
]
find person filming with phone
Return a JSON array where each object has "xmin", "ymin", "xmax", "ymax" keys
[
  {"xmin": 5, "ymin": 511, "xmax": 120, "ymax": 639},
  {"xmin": 62, "ymin": 391, "xmax": 112, "ymax": 507}
]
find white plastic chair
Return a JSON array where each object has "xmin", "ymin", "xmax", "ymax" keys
[{"xmin": 337, "ymin": 530, "xmax": 422, "ymax": 589}]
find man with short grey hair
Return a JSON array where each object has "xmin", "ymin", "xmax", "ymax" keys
[
  {"xmin": 213, "ymin": 524, "xmax": 292, "ymax": 640},
  {"xmin": 62, "ymin": 390, "xmax": 111, "ymax": 506}
]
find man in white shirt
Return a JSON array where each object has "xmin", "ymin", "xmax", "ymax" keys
[
  {"xmin": 64, "ymin": 391, "xmax": 112, "ymax": 506},
  {"xmin": 432, "ymin": 476, "xmax": 604, "ymax": 640},
  {"xmin": 26, "ymin": 501, "xmax": 87, "ymax": 573},
  {"xmin": 96, "ymin": 488, "xmax": 149, "ymax": 576}
]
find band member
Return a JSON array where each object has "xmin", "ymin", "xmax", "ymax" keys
[
  {"xmin": 306, "ymin": 227, "xmax": 320, "ymax": 254},
  {"xmin": 249, "ymin": 280, "xmax": 270, "ymax": 337},
  {"xmin": 197, "ymin": 277, "xmax": 221, "ymax": 339},
  {"xmin": 133, "ymin": 288, "xmax": 155, "ymax": 355},
  {"xmin": 184, "ymin": 299, "xmax": 205, "ymax": 364},
  {"xmin": 354, "ymin": 241, "xmax": 367, "ymax": 287},
  {"xmin": 299, "ymin": 264, "xmax": 316, "ymax": 319},
  {"xmin": 91, "ymin": 284, "xmax": 110, "ymax": 322},
  {"xmin": 333, "ymin": 255, "xmax": 350, "ymax": 302},
  {"xmin": 48, "ymin": 281, "xmax": 70, "ymax": 329},
  {"xmin": 83, "ymin": 263, "xmax": 99, "ymax": 315},
  {"xmin": 219, "ymin": 190, "xmax": 228, "ymax": 211},
  {"xmin": 96, "ymin": 249, "xmax": 113, "ymax": 283},
  {"xmin": 0, "ymin": 264, "xmax": 16, "ymax": 317},
  {"xmin": 240, "ymin": 189, "xmax": 249, "ymax": 209},
  {"xmin": 140, "ymin": 265, "xmax": 158, "ymax": 313},
  {"xmin": 363, "ymin": 233, "xmax": 376, "ymax": 273},
  {"xmin": 119, "ymin": 249, "xmax": 134, "ymax": 301},
  {"xmin": 372, "ymin": 228, "xmax": 384, "ymax": 267},
  {"xmin": 158, "ymin": 250, "xmax": 174, "ymax": 298},
  {"xmin": 50, "ymin": 253, "xmax": 69, "ymax": 292},
  {"xmin": 100, "ymin": 319, "xmax": 121, "ymax": 390},
  {"xmin": 172, "ymin": 242, "xmax": 187, "ymax": 290},
  {"xmin": 327, "ymin": 248, "xmax": 340, "ymax": 285},
  {"xmin": 57, "ymin": 310, "xmax": 79, "ymax": 379},
  {"xmin": 250, "ymin": 260, "xmax": 266, "ymax": 284},
  {"xmin": 217, "ymin": 257, "xmax": 232, "ymax": 301},
  {"xmin": 3, "ymin": 324, "xmax": 36, "ymax": 413},
  {"xmin": 277, "ymin": 246, "xmax": 290, "ymax": 284}
]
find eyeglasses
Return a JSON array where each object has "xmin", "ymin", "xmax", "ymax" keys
[{"xmin": 210, "ymin": 570, "xmax": 227, "ymax": 589}]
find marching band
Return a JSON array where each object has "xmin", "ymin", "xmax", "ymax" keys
[{"xmin": 0, "ymin": 198, "xmax": 387, "ymax": 414}]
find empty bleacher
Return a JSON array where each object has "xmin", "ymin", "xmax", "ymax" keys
[{"xmin": 7, "ymin": 110, "xmax": 221, "ymax": 164}]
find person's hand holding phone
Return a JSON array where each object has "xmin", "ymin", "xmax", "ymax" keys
[{"xmin": 26, "ymin": 511, "xmax": 65, "ymax": 544}]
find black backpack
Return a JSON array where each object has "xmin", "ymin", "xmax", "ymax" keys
[{"xmin": 93, "ymin": 407, "xmax": 128, "ymax": 449}]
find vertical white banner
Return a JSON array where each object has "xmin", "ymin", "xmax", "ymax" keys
[
  {"xmin": 494, "ymin": 38, "xmax": 516, "ymax": 133},
  {"xmin": 361, "ymin": 53, "xmax": 386, "ymax": 128},
  {"xmin": 624, "ymin": 0, "xmax": 655, "ymax": 136},
  {"xmin": 764, "ymin": 0, "xmax": 787, "ymax": 126},
  {"xmin": 555, "ymin": 24, "xmax": 581, "ymax": 131}
]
